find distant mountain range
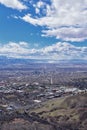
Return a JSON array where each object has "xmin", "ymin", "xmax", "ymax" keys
[
  {"xmin": 0, "ymin": 56, "xmax": 87, "ymax": 65},
  {"xmin": 0, "ymin": 56, "xmax": 51, "ymax": 65}
]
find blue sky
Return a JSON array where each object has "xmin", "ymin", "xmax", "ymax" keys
[{"xmin": 0, "ymin": 0, "xmax": 87, "ymax": 62}]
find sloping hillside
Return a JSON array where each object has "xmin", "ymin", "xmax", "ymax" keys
[
  {"xmin": 0, "ymin": 93, "xmax": 87, "ymax": 130},
  {"xmin": 30, "ymin": 93, "xmax": 87, "ymax": 130}
]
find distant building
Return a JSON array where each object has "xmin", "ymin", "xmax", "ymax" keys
[{"xmin": 50, "ymin": 77, "xmax": 53, "ymax": 85}]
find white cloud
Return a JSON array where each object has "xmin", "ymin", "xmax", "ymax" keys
[
  {"xmin": 0, "ymin": 42, "xmax": 87, "ymax": 61},
  {"xmin": 42, "ymin": 27, "xmax": 87, "ymax": 42},
  {"xmin": 33, "ymin": 1, "xmax": 46, "ymax": 14},
  {"xmin": 35, "ymin": 7, "xmax": 40, "ymax": 14},
  {"xmin": 21, "ymin": 0, "xmax": 87, "ymax": 42},
  {"xmin": 0, "ymin": 42, "xmax": 29, "ymax": 55},
  {"xmin": 37, "ymin": 1, "xmax": 45, "ymax": 8},
  {"xmin": 0, "ymin": 0, "xmax": 27, "ymax": 10}
]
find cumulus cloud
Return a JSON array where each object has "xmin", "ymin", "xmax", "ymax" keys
[
  {"xmin": 0, "ymin": 0, "xmax": 27, "ymax": 10},
  {"xmin": 42, "ymin": 27, "xmax": 87, "ymax": 42},
  {"xmin": 34, "ymin": 1, "xmax": 46, "ymax": 14},
  {"xmin": 0, "ymin": 42, "xmax": 29, "ymax": 56},
  {"xmin": 0, "ymin": 42, "xmax": 87, "ymax": 61},
  {"xmin": 21, "ymin": 0, "xmax": 87, "ymax": 42}
]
